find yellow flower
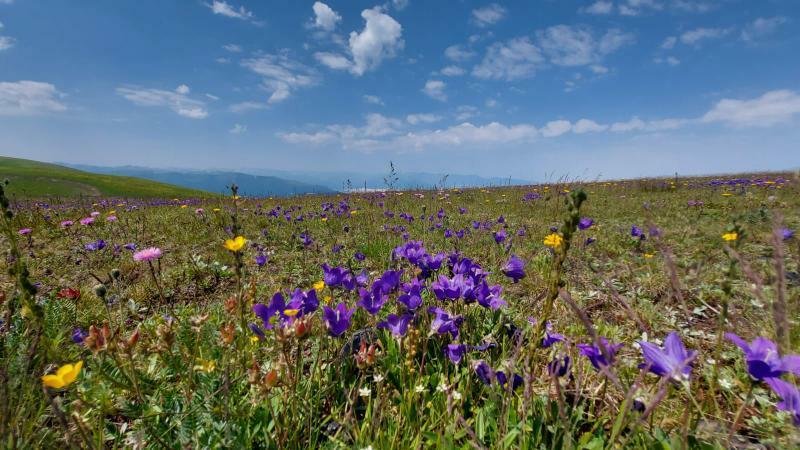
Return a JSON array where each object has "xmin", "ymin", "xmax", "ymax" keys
[
  {"xmin": 313, "ymin": 280, "xmax": 325, "ymax": 291},
  {"xmin": 324, "ymin": 295, "xmax": 332, "ymax": 304},
  {"xmin": 543, "ymin": 233, "xmax": 564, "ymax": 249},
  {"xmin": 42, "ymin": 361, "xmax": 83, "ymax": 389},
  {"xmin": 351, "ymin": 210, "xmax": 358, "ymax": 215},
  {"xmin": 180, "ymin": 204, "xmax": 188, "ymax": 209},
  {"xmin": 108, "ymin": 210, "xmax": 116, "ymax": 215},
  {"xmin": 721, "ymin": 192, "xmax": 733, "ymax": 197},
  {"xmin": 193, "ymin": 359, "xmax": 216, "ymax": 373},
  {"xmin": 283, "ymin": 309, "xmax": 300, "ymax": 317},
  {"xmin": 224, "ymin": 236, "xmax": 246, "ymax": 252},
  {"xmin": 250, "ymin": 336, "xmax": 260, "ymax": 344},
  {"xmin": 644, "ymin": 253, "xmax": 655, "ymax": 259},
  {"xmin": 321, "ymin": 217, "xmax": 328, "ymax": 222},
  {"xmin": 212, "ymin": 208, "xmax": 221, "ymax": 212},
  {"xmin": 722, "ymin": 232, "xmax": 738, "ymax": 242}
]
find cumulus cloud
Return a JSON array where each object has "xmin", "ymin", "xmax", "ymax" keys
[
  {"xmin": 363, "ymin": 94, "xmax": 384, "ymax": 105},
  {"xmin": 222, "ymin": 44, "xmax": 242, "ymax": 53},
  {"xmin": 315, "ymin": 7, "xmax": 403, "ymax": 76},
  {"xmin": 241, "ymin": 53, "xmax": 318, "ymax": 104},
  {"xmin": 276, "ymin": 89, "xmax": 800, "ymax": 153},
  {"xmin": 310, "ymin": 2, "xmax": 341, "ymax": 32},
  {"xmin": 537, "ymin": 26, "xmax": 635, "ymax": 67},
  {"xmin": 392, "ymin": 0, "xmax": 409, "ymax": 10},
  {"xmin": 444, "ymin": 45, "xmax": 476, "ymax": 62},
  {"xmin": 472, "ymin": 4, "xmax": 507, "ymax": 27},
  {"xmin": 679, "ymin": 27, "xmax": 730, "ymax": 45},
  {"xmin": 406, "ymin": 113, "xmax": 442, "ymax": 125},
  {"xmin": 0, "ymin": 80, "xmax": 67, "ymax": 115},
  {"xmin": 440, "ymin": 65, "xmax": 466, "ymax": 76},
  {"xmin": 572, "ymin": 118, "xmax": 608, "ymax": 133},
  {"xmin": 582, "ymin": 1, "xmax": 614, "ymax": 15},
  {"xmin": 472, "ymin": 37, "xmax": 543, "ymax": 80},
  {"xmin": 422, "ymin": 80, "xmax": 447, "ymax": 101},
  {"xmin": 229, "ymin": 123, "xmax": 247, "ymax": 134},
  {"xmin": 702, "ymin": 90, "xmax": 800, "ymax": 127},
  {"xmin": 229, "ymin": 101, "xmax": 268, "ymax": 113},
  {"xmin": 206, "ymin": 1, "xmax": 255, "ymax": 21},
  {"xmin": 0, "ymin": 35, "xmax": 14, "ymax": 51},
  {"xmin": 741, "ymin": 17, "xmax": 788, "ymax": 42},
  {"xmin": 653, "ymin": 56, "xmax": 680, "ymax": 66},
  {"xmin": 116, "ymin": 84, "xmax": 208, "ymax": 118}
]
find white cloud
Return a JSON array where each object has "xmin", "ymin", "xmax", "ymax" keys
[
  {"xmin": 590, "ymin": 64, "xmax": 609, "ymax": 74},
  {"xmin": 472, "ymin": 4, "xmax": 507, "ymax": 27},
  {"xmin": 440, "ymin": 65, "xmax": 465, "ymax": 76},
  {"xmin": 116, "ymin": 84, "xmax": 208, "ymax": 119},
  {"xmin": 205, "ymin": 93, "xmax": 220, "ymax": 101},
  {"xmin": 610, "ymin": 116, "xmax": 685, "ymax": 132},
  {"xmin": 573, "ymin": 118, "xmax": 608, "ymax": 133},
  {"xmin": 536, "ymin": 26, "xmax": 634, "ymax": 67},
  {"xmin": 229, "ymin": 123, "xmax": 247, "ymax": 134},
  {"xmin": 661, "ymin": 36, "xmax": 677, "ymax": 49},
  {"xmin": 229, "ymin": 101, "xmax": 268, "ymax": 113},
  {"xmin": 241, "ymin": 53, "xmax": 318, "ymax": 104},
  {"xmin": 472, "ymin": 37, "xmax": 543, "ymax": 80},
  {"xmin": 406, "ymin": 113, "xmax": 442, "ymax": 125},
  {"xmin": 348, "ymin": 8, "xmax": 404, "ymax": 75},
  {"xmin": 313, "ymin": 7, "xmax": 403, "ymax": 76},
  {"xmin": 0, "ymin": 35, "xmax": 14, "ymax": 51},
  {"xmin": 363, "ymin": 94, "xmax": 384, "ymax": 105},
  {"xmin": 206, "ymin": 1, "xmax": 255, "ymax": 21},
  {"xmin": 540, "ymin": 120, "xmax": 572, "ymax": 137},
  {"xmin": 392, "ymin": 0, "xmax": 409, "ymax": 11},
  {"xmin": 444, "ymin": 45, "xmax": 476, "ymax": 62},
  {"xmin": 422, "ymin": 80, "xmax": 447, "ymax": 101},
  {"xmin": 741, "ymin": 17, "xmax": 788, "ymax": 42},
  {"xmin": 310, "ymin": 2, "xmax": 341, "ymax": 32},
  {"xmin": 702, "ymin": 90, "xmax": 800, "ymax": 127},
  {"xmin": 223, "ymin": 44, "xmax": 242, "ymax": 53},
  {"xmin": 314, "ymin": 52, "xmax": 352, "ymax": 70},
  {"xmin": 619, "ymin": 0, "xmax": 663, "ymax": 16},
  {"xmin": 455, "ymin": 105, "xmax": 478, "ymax": 121},
  {"xmin": 679, "ymin": 27, "xmax": 730, "ymax": 45},
  {"xmin": 582, "ymin": 1, "xmax": 614, "ymax": 15},
  {"xmin": 0, "ymin": 81, "xmax": 67, "ymax": 116},
  {"xmin": 654, "ymin": 56, "xmax": 680, "ymax": 66}
]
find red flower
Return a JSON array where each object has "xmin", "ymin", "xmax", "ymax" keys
[{"xmin": 57, "ymin": 288, "xmax": 81, "ymax": 300}]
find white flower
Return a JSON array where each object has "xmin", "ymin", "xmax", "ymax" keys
[
  {"xmin": 452, "ymin": 391, "xmax": 462, "ymax": 401},
  {"xmin": 359, "ymin": 387, "xmax": 371, "ymax": 397},
  {"xmin": 436, "ymin": 383, "xmax": 448, "ymax": 393},
  {"xmin": 373, "ymin": 374, "xmax": 384, "ymax": 383},
  {"xmin": 415, "ymin": 384, "xmax": 426, "ymax": 393}
]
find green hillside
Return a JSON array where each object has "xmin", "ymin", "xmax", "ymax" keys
[{"xmin": 0, "ymin": 156, "xmax": 209, "ymax": 198}]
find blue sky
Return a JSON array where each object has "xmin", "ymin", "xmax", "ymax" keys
[{"xmin": 1, "ymin": 0, "xmax": 799, "ymax": 180}]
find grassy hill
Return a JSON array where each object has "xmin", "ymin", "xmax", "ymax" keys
[{"xmin": 0, "ymin": 156, "xmax": 208, "ymax": 198}]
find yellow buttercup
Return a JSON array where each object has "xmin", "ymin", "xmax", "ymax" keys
[
  {"xmin": 42, "ymin": 361, "xmax": 83, "ymax": 389},
  {"xmin": 224, "ymin": 236, "xmax": 247, "ymax": 252}
]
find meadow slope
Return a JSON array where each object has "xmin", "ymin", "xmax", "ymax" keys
[{"xmin": 1, "ymin": 173, "xmax": 799, "ymax": 448}]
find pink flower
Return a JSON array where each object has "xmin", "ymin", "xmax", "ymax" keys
[
  {"xmin": 60, "ymin": 220, "xmax": 74, "ymax": 228},
  {"xmin": 195, "ymin": 208, "xmax": 205, "ymax": 215},
  {"xmin": 90, "ymin": 211, "xmax": 100, "ymax": 217},
  {"xmin": 19, "ymin": 228, "xmax": 32, "ymax": 236},
  {"xmin": 79, "ymin": 217, "xmax": 94, "ymax": 226},
  {"xmin": 106, "ymin": 215, "xmax": 118, "ymax": 222},
  {"xmin": 133, "ymin": 247, "xmax": 163, "ymax": 262}
]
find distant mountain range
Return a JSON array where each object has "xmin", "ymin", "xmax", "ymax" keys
[
  {"xmin": 245, "ymin": 169, "xmax": 532, "ymax": 191},
  {"xmin": 63, "ymin": 164, "xmax": 533, "ymax": 197},
  {"xmin": 64, "ymin": 164, "xmax": 337, "ymax": 197}
]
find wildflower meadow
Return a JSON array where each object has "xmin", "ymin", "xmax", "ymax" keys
[{"xmin": 1, "ymin": 174, "xmax": 799, "ymax": 449}]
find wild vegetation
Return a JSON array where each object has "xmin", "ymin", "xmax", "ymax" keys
[{"xmin": 1, "ymin": 172, "xmax": 798, "ymax": 449}]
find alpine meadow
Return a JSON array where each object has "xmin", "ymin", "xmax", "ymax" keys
[{"xmin": 2, "ymin": 1, "xmax": 800, "ymax": 449}]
